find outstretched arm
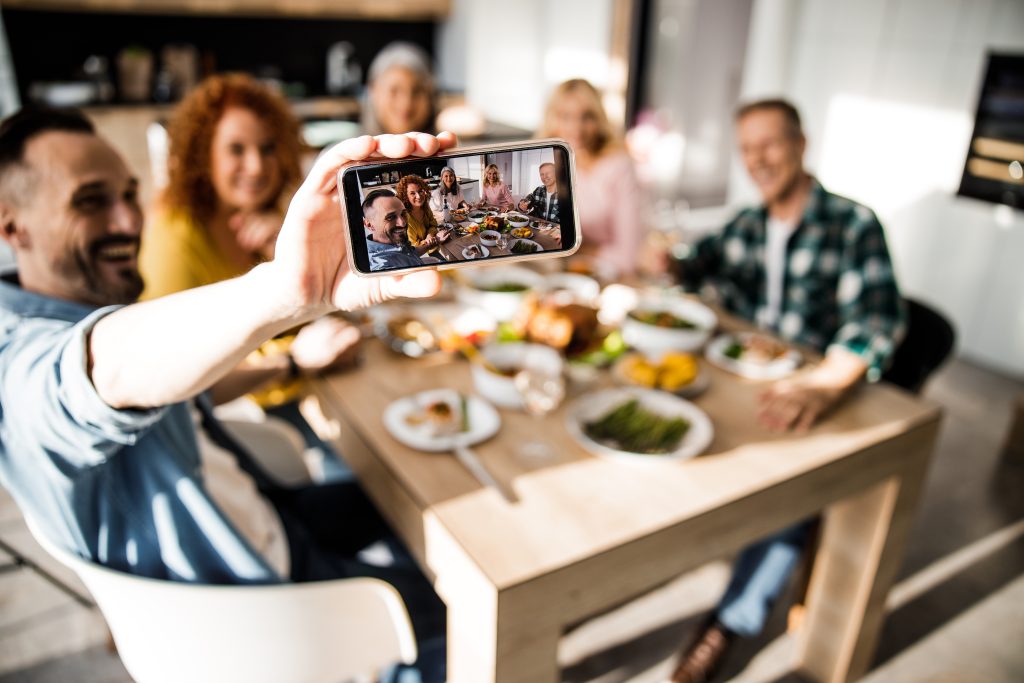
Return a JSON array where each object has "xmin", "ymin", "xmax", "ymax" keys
[{"xmin": 89, "ymin": 133, "xmax": 455, "ymax": 409}]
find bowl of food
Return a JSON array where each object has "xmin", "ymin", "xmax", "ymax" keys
[
  {"xmin": 451, "ymin": 208, "xmax": 468, "ymax": 222},
  {"xmin": 509, "ymin": 226, "xmax": 533, "ymax": 239},
  {"xmin": 509, "ymin": 238, "xmax": 543, "ymax": 255},
  {"xmin": 507, "ymin": 213, "xmax": 530, "ymax": 228},
  {"xmin": 621, "ymin": 297, "xmax": 717, "ymax": 359},
  {"xmin": 612, "ymin": 352, "xmax": 708, "ymax": 397},
  {"xmin": 471, "ymin": 342, "xmax": 563, "ymax": 409},
  {"xmin": 479, "ymin": 230, "xmax": 501, "ymax": 247},
  {"xmin": 705, "ymin": 332, "xmax": 801, "ymax": 380},
  {"xmin": 467, "ymin": 209, "xmax": 488, "ymax": 222},
  {"xmin": 457, "ymin": 266, "xmax": 545, "ymax": 321},
  {"xmin": 544, "ymin": 272, "xmax": 601, "ymax": 305}
]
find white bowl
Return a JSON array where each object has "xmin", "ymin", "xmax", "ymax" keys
[
  {"xmin": 507, "ymin": 214, "xmax": 530, "ymax": 227},
  {"xmin": 457, "ymin": 266, "xmax": 545, "ymax": 322},
  {"xmin": 544, "ymin": 273, "xmax": 601, "ymax": 305},
  {"xmin": 471, "ymin": 343, "xmax": 564, "ymax": 409},
  {"xmin": 621, "ymin": 297, "xmax": 717, "ymax": 359},
  {"xmin": 479, "ymin": 230, "xmax": 501, "ymax": 247}
]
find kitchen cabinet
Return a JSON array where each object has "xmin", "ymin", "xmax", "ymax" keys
[{"xmin": 0, "ymin": 0, "xmax": 450, "ymax": 20}]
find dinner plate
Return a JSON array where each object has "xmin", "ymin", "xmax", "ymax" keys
[
  {"xmin": 611, "ymin": 353, "xmax": 710, "ymax": 398},
  {"xmin": 462, "ymin": 245, "xmax": 490, "ymax": 260},
  {"xmin": 509, "ymin": 238, "xmax": 543, "ymax": 255},
  {"xmin": 383, "ymin": 389, "xmax": 501, "ymax": 452},
  {"xmin": 565, "ymin": 388, "xmax": 713, "ymax": 463},
  {"xmin": 705, "ymin": 332, "xmax": 801, "ymax": 380}
]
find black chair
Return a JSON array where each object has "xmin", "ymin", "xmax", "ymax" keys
[{"xmin": 882, "ymin": 298, "xmax": 957, "ymax": 394}]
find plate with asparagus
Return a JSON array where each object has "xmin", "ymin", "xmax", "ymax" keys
[{"xmin": 565, "ymin": 388, "xmax": 713, "ymax": 463}]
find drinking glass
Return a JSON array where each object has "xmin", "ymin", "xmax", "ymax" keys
[
  {"xmin": 495, "ymin": 232, "xmax": 510, "ymax": 252},
  {"xmin": 514, "ymin": 358, "xmax": 565, "ymax": 461}
]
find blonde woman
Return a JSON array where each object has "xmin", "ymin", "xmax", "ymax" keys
[
  {"xmin": 539, "ymin": 78, "xmax": 646, "ymax": 278},
  {"xmin": 479, "ymin": 163, "xmax": 513, "ymax": 211}
]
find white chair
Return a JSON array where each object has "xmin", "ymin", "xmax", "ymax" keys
[{"xmin": 25, "ymin": 517, "xmax": 418, "ymax": 683}]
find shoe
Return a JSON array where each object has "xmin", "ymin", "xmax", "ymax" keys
[{"xmin": 668, "ymin": 619, "xmax": 734, "ymax": 683}]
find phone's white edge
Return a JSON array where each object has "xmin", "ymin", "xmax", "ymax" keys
[{"xmin": 338, "ymin": 138, "xmax": 583, "ymax": 278}]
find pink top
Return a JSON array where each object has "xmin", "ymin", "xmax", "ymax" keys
[
  {"xmin": 576, "ymin": 150, "xmax": 646, "ymax": 277},
  {"xmin": 480, "ymin": 182, "xmax": 514, "ymax": 208}
]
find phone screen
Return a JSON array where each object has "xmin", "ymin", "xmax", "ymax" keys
[{"xmin": 340, "ymin": 141, "xmax": 579, "ymax": 274}]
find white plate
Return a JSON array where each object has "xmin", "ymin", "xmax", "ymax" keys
[
  {"xmin": 462, "ymin": 245, "xmax": 490, "ymax": 260},
  {"xmin": 611, "ymin": 353, "xmax": 710, "ymax": 398},
  {"xmin": 383, "ymin": 389, "xmax": 501, "ymax": 452},
  {"xmin": 509, "ymin": 238, "xmax": 543, "ymax": 255},
  {"xmin": 566, "ymin": 388, "xmax": 713, "ymax": 463},
  {"xmin": 705, "ymin": 333, "xmax": 801, "ymax": 380}
]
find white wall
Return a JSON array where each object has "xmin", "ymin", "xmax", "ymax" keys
[
  {"xmin": 436, "ymin": 0, "xmax": 616, "ymax": 131},
  {"xmin": 737, "ymin": 0, "xmax": 1024, "ymax": 377}
]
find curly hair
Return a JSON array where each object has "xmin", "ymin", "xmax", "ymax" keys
[
  {"xmin": 393, "ymin": 173, "xmax": 431, "ymax": 211},
  {"xmin": 162, "ymin": 73, "xmax": 302, "ymax": 221}
]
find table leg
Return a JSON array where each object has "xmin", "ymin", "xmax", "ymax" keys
[
  {"xmin": 427, "ymin": 516, "xmax": 560, "ymax": 683},
  {"xmin": 796, "ymin": 423, "xmax": 937, "ymax": 682}
]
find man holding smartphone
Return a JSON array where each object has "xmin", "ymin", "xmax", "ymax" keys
[
  {"xmin": 0, "ymin": 107, "xmax": 451, "ymax": 682},
  {"xmin": 363, "ymin": 188, "xmax": 426, "ymax": 272},
  {"xmin": 518, "ymin": 161, "xmax": 560, "ymax": 222}
]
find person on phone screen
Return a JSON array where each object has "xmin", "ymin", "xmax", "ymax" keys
[
  {"xmin": 0, "ymin": 106, "xmax": 451, "ymax": 682},
  {"xmin": 479, "ymin": 163, "xmax": 514, "ymax": 211},
  {"xmin": 518, "ymin": 162, "xmax": 559, "ymax": 223},
  {"xmin": 428, "ymin": 166, "xmax": 468, "ymax": 219},
  {"xmin": 395, "ymin": 174, "xmax": 452, "ymax": 256},
  {"xmin": 364, "ymin": 189, "xmax": 425, "ymax": 272}
]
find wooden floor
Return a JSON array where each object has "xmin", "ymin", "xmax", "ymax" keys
[{"xmin": 2, "ymin": 357, "xmax": 1022, "ymax": 683}]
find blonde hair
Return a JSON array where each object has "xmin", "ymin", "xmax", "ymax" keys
[
  {"xmin": 482, "ymin": 163, "xmax": 503, "ymax": 188},
  {"xmin": 539, "ymin": 78, "xmax": 617, "ymax": 156}
]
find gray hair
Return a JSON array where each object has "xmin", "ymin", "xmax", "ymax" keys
[{"xmin": 361, "ymin": 42, "xmax": 436, "ymax": 136}]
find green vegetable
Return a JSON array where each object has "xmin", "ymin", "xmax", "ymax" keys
[
  {"xmin": 480, "ymin": 282, "xmax": 529, "ymax": 292},
  {"xmin": 510, "ymin": 240, "xmax": 539, "ymax": 254},
  {"xmin": 723, "ymin": 341, "xmax": 743, "ymax": 359},
  {"xmin": 496, "ymin": 321, "xmax": 525, "ymax": 343},
  {"xmin": 584, "ymin": 399, "xmax": 690, "ymax": 454},
  {"xmin": 628, "ymin": 310, "xmax": 699, "ymax": 329}
]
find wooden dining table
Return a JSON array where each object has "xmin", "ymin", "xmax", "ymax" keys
[{"xmin": 305, "ymin": 316, "xmax": 941, "ymax": 683}]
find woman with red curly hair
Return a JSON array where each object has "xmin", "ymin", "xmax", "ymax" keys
[
  {"xmin": 139, "ymin": 73, "xmax": 302, "ymax": 298},
  {"xmin": 138, "ymin": 73, "xmax": 359, "ymax": 481},
  {"xmin": 394, "ymin": 174, "xmax": 452, "ymax": 256}
]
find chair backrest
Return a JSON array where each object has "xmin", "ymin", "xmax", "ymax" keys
[
  {"xmin": 882, "ymin": 298, "xmax": 956, "ymax": 394},
  {"xmin": 25, "ymin": 517, "xmax": 417, "ymax": 683}
]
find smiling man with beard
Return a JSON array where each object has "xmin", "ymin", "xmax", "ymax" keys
[
  {"xmin": 363, "ymin": 188, "xmax": 425, "ymax": 272},
  {"xmin": 0, "ymin": 107, "xmax": 452, "ymax": 683}
]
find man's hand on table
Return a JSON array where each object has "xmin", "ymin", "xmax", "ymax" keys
[
  {"xmin": 290, "ymin": 317, "xmax": 362, "ymax": 375},
  {"xmin": 757, "ymin": 346, "xmax": 868, "ymax": 433}
]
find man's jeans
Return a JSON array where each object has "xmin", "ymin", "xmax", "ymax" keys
[{"xmin": 715, "ymin": 519, "xmax": 815, "ymax": 638}]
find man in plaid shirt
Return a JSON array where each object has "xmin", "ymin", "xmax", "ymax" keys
[
  {"xmin": 669, "ymin": 99, "xmax": 905, "ymax": 683},
  {"xmin": 518, "ymin": 162, "xmax": 560, "ymax": 222}
]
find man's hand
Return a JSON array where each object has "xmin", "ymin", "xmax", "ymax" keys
[
  {"xmin": 757, "ymin": 347, "xmax": 868, "ymax": 432},
  {"xmin": 229, "ymin": 210, "xmax": 283, "ymax": 257},
  {"xmin": 289, "ymin": 317, "xmax": 361, "ymax": 375},
  {"xmin": 269, "ymin": 132, "xmax": 457, "ymax": 315}
]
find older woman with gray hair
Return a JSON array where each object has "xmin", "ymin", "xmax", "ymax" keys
[
  {"xmin": 361, "ymin": 42, "xmax": 437, "ymax": 135},
  {"xmin": 429, "ymin": 165, "xmax": 469, "ymax": 218}
]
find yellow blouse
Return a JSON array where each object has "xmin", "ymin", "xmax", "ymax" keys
[
  {"xmin": 405, "ymin": 207, "xmax": 438, "ymax": 249},
  {"xmin": 138, "ymin": 207, "xmax": 253, "ymax": 301},
  {"xmin": 138, "ymin": 207, "xmax": 300, "ymax": 406}
]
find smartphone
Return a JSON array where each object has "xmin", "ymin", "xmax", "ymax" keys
[{"xmin": 339, "ymin": 139, "xmax": 581, "ymax": 276}]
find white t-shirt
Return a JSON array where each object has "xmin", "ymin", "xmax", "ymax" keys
[
  {"xmin": 760, "ymin": 216, "xmax": 799, "ymax": 329},
  {"xmin": 191, "ymin": 408, "xmax": 290, "ymax": 577}
]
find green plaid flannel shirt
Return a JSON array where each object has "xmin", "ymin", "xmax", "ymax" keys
[{"xmin": 675, "ymin": 179, "xmax": 906, "ymax": 380}]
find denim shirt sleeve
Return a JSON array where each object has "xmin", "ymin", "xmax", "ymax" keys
[{"xmin": 5, "ymin": 307, "xmax": 166, "ymax": 467}]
